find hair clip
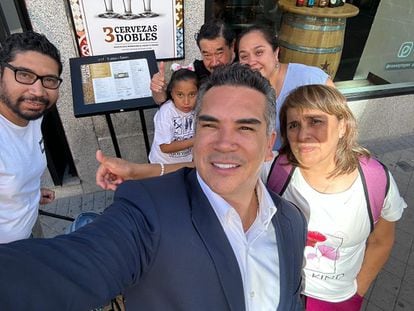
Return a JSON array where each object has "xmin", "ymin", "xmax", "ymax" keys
[{"xmin": 170, "ymin": 63, "xmax": 195, "ymax": 72}]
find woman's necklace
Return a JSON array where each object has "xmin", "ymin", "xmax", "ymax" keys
[{"xmin": 271, "ymin": 62, "xmax": 285, "ymax": 98}]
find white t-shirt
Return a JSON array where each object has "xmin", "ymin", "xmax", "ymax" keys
[
  {"xmin": 262, "ymin": 156, "xmax": 406, "ymax": 302},
  {"xmin": 0, "ymin": 115, "xmax": 46, "ymax": 243},
  {"xmin": 149, "ymin": 100, "xmax": 195, "ymax": 164}
]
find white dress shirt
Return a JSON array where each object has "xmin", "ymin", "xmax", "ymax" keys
[{"xmin": 197, "ymin": 173, "xmax": 280, "ymax": 311}]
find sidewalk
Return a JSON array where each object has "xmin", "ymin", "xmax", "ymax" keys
[{"xmin": 39, "ymin": 134, "xmax": 414, "ymax": 311}]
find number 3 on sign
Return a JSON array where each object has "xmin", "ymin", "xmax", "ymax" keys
[{"xmin": 103, "ymin": 27, "xmax": 115, "ymax": 43}]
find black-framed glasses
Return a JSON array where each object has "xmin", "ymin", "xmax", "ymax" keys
[{"xmin": 2, "ymin": 62, "xmax": 62, "ymax": 90}]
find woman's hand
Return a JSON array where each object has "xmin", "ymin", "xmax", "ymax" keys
[{"xmin": 356, "ymin": 218, "xmax": 396, "ymax": 296}]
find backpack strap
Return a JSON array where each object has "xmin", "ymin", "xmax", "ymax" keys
[
  {"xmin": 267, "ymin": 154, "xmax": 295, "ymax": 195},
  {"xmin": 358, "ymin": 157, "xmax": 390, "ymax": 232},
  {"xmin": 268, "ymin": 154, "xmax": 389, "ymax": 233}
]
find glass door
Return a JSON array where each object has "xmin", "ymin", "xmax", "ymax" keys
[{"xmin": 205, "ymin": 0, "xmax": 414, "ymax": 99}]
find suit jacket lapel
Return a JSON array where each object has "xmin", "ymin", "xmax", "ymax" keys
[
  {"xmin": 186, "ymin": 169, "xmax": 246, "ymax": 311},
  {"xmin": 272, "ymin": 199, "xmax": 294, "ymax": 311}
]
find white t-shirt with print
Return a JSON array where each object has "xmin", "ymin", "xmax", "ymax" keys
[
  {"xmin": 261, "ymin": 156, "xmax": 406, "ymax": 302},
  {"xmin": 149, "ymin": 100, "xmax": 195, "ymax": 164},
  {"xmin": 0, "ymin": 115, "xmax": 46, "ymax": 243}
]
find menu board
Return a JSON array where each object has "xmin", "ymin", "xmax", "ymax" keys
[{"xmin": 70, "ymin": 50, "xmax": 158, "ymax": 117}]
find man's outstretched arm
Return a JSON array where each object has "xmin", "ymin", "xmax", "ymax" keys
[{"xmin": 95, "ymin": 150, "xmax": 193, "ymax": 190}]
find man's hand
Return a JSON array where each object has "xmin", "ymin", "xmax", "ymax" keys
[
  {"xmin": 40, "ymin": 188, "xmax": 55, "ymax": 205},
  {"xmin": 96, "ymin": 150, "xmax": 193, "ymax": 190},
  {"xmin": 150, "ymin": 61, "xmax": 167, "ymax": 104},
  {"xmin": 96, "ymin": 150, "xmax": 129, "ymax": 191}
]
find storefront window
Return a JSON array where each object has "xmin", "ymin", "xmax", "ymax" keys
[{"xmin": 205, "ymin": 0, "xmax": 414, "ymax": 99}]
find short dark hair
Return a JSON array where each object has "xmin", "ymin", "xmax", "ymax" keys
[
  {"xmin": 238, "ymin": 24, "xmax": 279, "ymax": 51},
  {"xmin": 166, "ymin": 69, "xmax": 199, "ymax": 100},
  {"xmin": 195, "ymin": 63, "xmax": 276, "ymax": 135},
  {"xmin": 0, "ymin": 31, "xmax": 62, "ymax": 76},
  {"xmin": 195, "ymin": 19, "xmax": 235, "ymax": 49}
]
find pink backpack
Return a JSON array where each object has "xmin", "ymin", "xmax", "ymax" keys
[{"xmin": 267, "ymin": 154, "xmax": 390, "ymax": 232}]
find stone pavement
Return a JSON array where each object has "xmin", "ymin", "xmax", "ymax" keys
[{"xmin": 38, "ymin": 134, "xmax": 414, "ymax": 311}]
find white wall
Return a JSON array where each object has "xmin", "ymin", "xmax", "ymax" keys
[{"xmin": 349, "ymin": 94, "xmax": 414, "ymax": 142}]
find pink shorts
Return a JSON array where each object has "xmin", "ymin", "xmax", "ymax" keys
[{"xmin": 305, "ymin": 293, "xmax": 364, "ymax": 311}]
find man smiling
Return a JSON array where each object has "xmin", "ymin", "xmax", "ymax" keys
[
  {"xmin": 193, "ymin": 78, "xmax": 276, "ymax": 231},
  {"xmin": 0, "ymin": 64, "xmax": 305, "ymax": 310},
  {"xmin": 0, "ymin": 31, "xmax": 61, "ymax": 242},
  {"xmin": 151, "ymin": 19, "xmax": 236, "ymax": 104}
]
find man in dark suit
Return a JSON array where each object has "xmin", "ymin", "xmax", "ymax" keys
[{"xmin": 0, "ymin": 63, "xmax": 306, "ymax": 310}]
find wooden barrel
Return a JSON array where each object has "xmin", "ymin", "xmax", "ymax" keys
[{"xmin": 278, "ymin": 13, "xmax": 346, "ymax": 78}]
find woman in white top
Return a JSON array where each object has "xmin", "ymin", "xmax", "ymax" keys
[{"xmin": 272, "ymin": 84, "xmax": 406, "ymax": 310}]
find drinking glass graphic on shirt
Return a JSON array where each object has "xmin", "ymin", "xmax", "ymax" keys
[
  {"xmin": 173, "ymin": 116, "xmax": 193, "ymax": 136},
  {"xmin": 169, "ymin": 115, "xmax": 193, "ymax": 158},
  {"xmin": 305, "ymin": 231, "xmax": 342, "ymax": 273}
]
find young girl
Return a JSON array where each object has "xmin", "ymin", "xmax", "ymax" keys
[{"xmin": 148, "ymin": 66, "xmax": 198, "ymax": 164}]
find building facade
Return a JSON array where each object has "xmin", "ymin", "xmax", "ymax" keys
[{"xmin": 2, "ymin": 0, "xmax": 414, "ymax": 194}]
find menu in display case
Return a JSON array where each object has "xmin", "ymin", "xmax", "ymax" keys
[{"xmin": 70, "ymin": 50, "xmax": 158, "ymax": 117}]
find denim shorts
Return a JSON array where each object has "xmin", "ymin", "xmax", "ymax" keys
[{"xmin": 66, "ymin": 211, "xmax": 101, "ymax": 233}]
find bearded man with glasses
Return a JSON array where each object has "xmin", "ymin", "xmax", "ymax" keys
[{"xmin": 0, "ymin": 31, "xmax": 62, "ymax": 243}]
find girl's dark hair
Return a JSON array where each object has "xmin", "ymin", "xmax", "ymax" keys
[
  {"xmin": 166, "ymin": 69, "xmax": 199, "ymax": 100},
  {"xmin": 238, "ymin": 24, "xmax": 279, "ymax": 51}
]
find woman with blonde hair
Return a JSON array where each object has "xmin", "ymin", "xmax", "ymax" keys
[
  {"xmin": 265, "ymin": 84, "xmax": 406, "ymax": 310},
  {"xmin": 279, "ymin": 83, "xmax": 368, "ymax": 175}
]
